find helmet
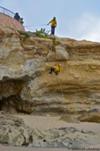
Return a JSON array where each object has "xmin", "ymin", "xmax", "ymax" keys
[{"xmin": 53, "ymin": 17, "xmax": 56, "ymax": 20}]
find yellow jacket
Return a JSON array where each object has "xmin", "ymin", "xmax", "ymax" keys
[
  {"xmin": 46, "ymin": 63, "xmax": 62, "ymax": 72},
  {"xmin": 49, "ymin": 19, "xmax": 57, "ymax": 27},
  {"xmin": 54, "ymin": 64, "xmax": 62, "ymax": 72}
]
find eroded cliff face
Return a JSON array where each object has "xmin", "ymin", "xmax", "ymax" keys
[{"xmin": 0, "ymin": 27, "xmax": 100, "ymax": 123}]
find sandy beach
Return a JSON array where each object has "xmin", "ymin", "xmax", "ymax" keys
[
  {"xmin": 0, "ymin": 145, "xmax": 86, "ymax": 151},
  {"xmin": 16, "ymin": 114, "xmax": 100, "ymax": 132}
]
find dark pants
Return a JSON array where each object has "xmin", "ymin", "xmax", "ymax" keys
[
  {"xmin": 51, "ymin": 26, "xmax": 55, "ymax": 35},
  {"xmin": 49, "ymin": 67, "xmax": 58, "ymax": 75}
]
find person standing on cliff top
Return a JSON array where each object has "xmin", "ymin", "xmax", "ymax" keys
[
  {"xmin": 14, "ymin": 12, "xmax": 20, "ymax": 21},
  {"xmin": 47, "ymin": 17, "xmax": 57, "ymax": 35}
]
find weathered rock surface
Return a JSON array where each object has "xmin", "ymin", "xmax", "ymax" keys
[
  {"xmin": 0, "ymin": 27, "xmax": 100, "ymax": 122},
  {"xmin": 47, "ymin": 45, "xmax": 69, "ymax": 61},
  {"xmin": 0, "ymin": 112, "xmax": 100, "ymax": 148},
  {"xmin": 0, "ymin": 26, "xmax": 100, "ymax": 149},
  {"xmin": 0, "ymin": 112, "xmax": 33, "ymax": 146}
]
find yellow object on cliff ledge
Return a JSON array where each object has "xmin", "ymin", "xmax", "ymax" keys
[{"xmin": 48, "ymin": 64, "xmax": 62, "ymax": 75}]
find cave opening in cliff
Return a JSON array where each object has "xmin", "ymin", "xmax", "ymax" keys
[{"xmin": 0, "ymin": 79, "xmax": 26, "ymax": 113}]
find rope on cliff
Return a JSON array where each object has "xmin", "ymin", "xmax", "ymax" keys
[
  {"xmin": 24, "ymin": 24, "xmax": 48, "ymax": 31},
  {"xmin": 48, "ymin": 63, "xmax": 65, "ymax": 100},
  {"xmin": 56, "ymin": 74, "xmax": 65, "ymax": 100}
]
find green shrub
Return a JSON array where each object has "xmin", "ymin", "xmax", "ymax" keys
[{"xmin": 35, "ymin": 28, "xmax": 49, "ymax": 38}]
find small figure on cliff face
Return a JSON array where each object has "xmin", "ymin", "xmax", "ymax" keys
[
  {"xmin": 14, "ymin": 12, "xmax": 20, "ymax": 21},
  {"xmin": 47, "ymin": 17, "xmax": 57, "ymax": 35},
  {"xmin": 14, "ymin": 13, "xmax": 24, "ymax": 24},
  {"xmin": 49, "ymin": 64, "xmax": 62, "ymax": 75}
]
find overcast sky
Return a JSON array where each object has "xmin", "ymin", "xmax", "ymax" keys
[{"xmin": 0, "ymin": 0, "xmax": 100, "ymax": 42}]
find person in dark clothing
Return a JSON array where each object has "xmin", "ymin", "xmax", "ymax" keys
[{"xmin": 14, "ymin": 12, "xmax": 20, "ymax": 21}]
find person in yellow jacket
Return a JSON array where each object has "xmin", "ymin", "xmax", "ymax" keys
[
  {"xmin": 49, "ymin": 64, "xmax": 62, "ymax": 75},
  {"xmin": 47, "ymin": 17, "xmax": 57, "ymax": 35}
]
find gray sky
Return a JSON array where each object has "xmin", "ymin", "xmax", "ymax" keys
[{"xmin": 0, "ymin": 0, "xmax": 100, "ymax": 41}]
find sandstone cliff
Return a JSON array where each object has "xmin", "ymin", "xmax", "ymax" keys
[
  {"xmin": 0, "ymin": 26, "xmax": 100, "ymax": 148},
  {"xmin": 0, "ymin": 27, "xmax": 100, "ymax": 122}
]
